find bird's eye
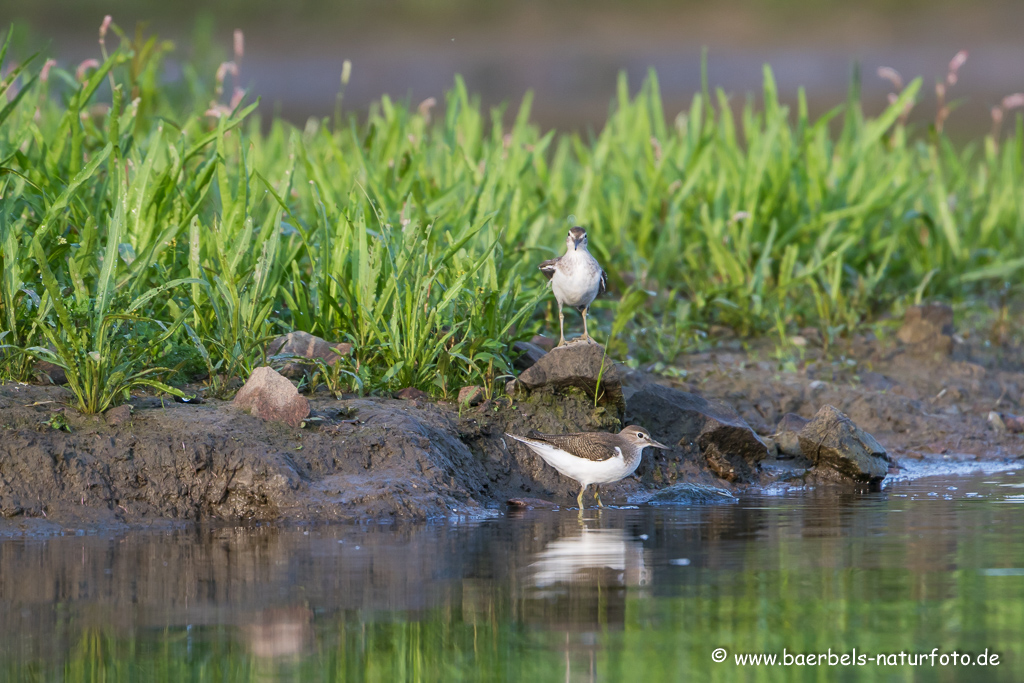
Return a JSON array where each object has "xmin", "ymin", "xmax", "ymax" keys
[{"xmin": 637, "ymin": 432, "xmax": 645, "ymax": 439}]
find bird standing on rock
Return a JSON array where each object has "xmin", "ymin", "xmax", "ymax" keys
[
  {"xmin": 506, "ymin": 426, "xmax": 668, "ymax": 509},
  {"xmin": 539, "ymin": 226, "xmax": 606, "ymax": 347}
]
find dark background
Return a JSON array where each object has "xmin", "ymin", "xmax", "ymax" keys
[{"xmin": 6, "ymin": 0, "xmax": 1024, "ymax": 133}]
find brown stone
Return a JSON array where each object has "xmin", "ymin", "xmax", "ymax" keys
[
  {"xmin": 104, "ymin": 404, "xmax": 133, "ymax": 426},
  {"xmin": 530, "ymin": 335, "xmax": 555, "ymax": 352},
  {"xmin": 395, "ymin": 387, "xmax": 429, "ymax": 401},
  {"xmin": 233, "ymin": 367, "xmax": 310, "ymax": 428},
  {"xmin": 266, "ymin": 331, "xmax": 352, "ymax": 378},
  {"xmin": 458, "ymin": 385, "xmax": 485, "ymax": 406}
]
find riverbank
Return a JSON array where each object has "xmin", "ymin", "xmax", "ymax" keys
[{"xmin": 3, "ymin": 307, "xmax": 1022, "ymax": 533}]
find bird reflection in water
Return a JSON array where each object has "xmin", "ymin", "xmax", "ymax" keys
[
  {"xmin": 524, "ymin": 526, "xmax": 650, "ymax": 682},
  {"xmin": 240, "ymin": 605, "xmax": 314, "ymax": 677}
]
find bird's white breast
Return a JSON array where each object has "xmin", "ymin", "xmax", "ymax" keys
[{"xmin": 551, "ymin": 250, "xmax": 602, "ymax": 308}]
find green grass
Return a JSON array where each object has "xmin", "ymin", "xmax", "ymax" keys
[{"xmin": 2, "ymin": 22, "xmax": 1024, "ymax": 410}]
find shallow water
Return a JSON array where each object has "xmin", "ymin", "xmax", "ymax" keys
[{"xmin": 2, "ymin": 469, "xmax": 1023, "ymax": 682}]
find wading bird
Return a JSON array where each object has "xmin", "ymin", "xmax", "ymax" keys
[{"xmin": 506, "ymin": 426, "xmax": 668, "ymax": 509}]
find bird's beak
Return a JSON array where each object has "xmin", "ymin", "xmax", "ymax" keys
[
  {"xmin": 573, "ymin": 236, "xmax": 582, "ymax": 250},
  {"xmin": 648, "ymin": 439, "xmax": 670, "ymax": 449}
]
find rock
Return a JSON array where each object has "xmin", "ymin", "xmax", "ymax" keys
[
  {"xmin": 773, "ymin": 413, "xmax": 809, "ymax": 458},
  {"xmin": 104, "ymin": 404, "xmax": 133, "ymax": 426},
  {"xmin": 512, "ymin": 341, "xmax": 548, "ymax": 370},
  {"xmin": 530, "ymin": 335, "xmax": 555, "ymax": 352},
  {"xmin": 516, "ymin": 342, "xmax": 622, "ymax": 407},
  {"xmin": 647, "ymin": 482, "xmax": 737, "ymax": 505},
  {"xmin": 233, "ymin": 367, "xmax": 310, "ymax": 428},
  {"xmin": 34, "ymin": 359, "xmax": 67, "ymax": 385},
  {"xmin": 396, "ymin": 387, "xmax": 429, "ymax": 401},
  {"xmin": 458, "ymin": 385, "xmax": 485, "ymax": 407},
  {"xmin": 626, "ymin": 383, "xmax": 769, "ymax": 483},
  {"xmin": 897, "ymin": 304, "xmax": 954, "ymax": 357},
  {"xmin": 266, "ymin": 331, "xmax": 352, "ymax": 378},
  {"xmin": 797, "ymin": 405, "xmax": 890, "ymax": 483},
  {"xmin": 988, "ymin": 411, "xmax": 1007, "ymax": 432}
]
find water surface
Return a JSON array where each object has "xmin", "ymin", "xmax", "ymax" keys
[{"xmin": 2, "ymin": 469, "xmax": 1023, "ymax": 681}]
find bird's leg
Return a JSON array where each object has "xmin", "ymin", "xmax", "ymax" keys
[
  {"xmin": 557, "ymin": 302, "xmax": 566, "ymax": 347},
  {"xmin": 577, "ymin": 484, "xmax": 586, "ymax": 509},
  {"xmin": 594, "ymin": 486, "xmax": 603, "ymax": 508},
  {"xmin": 581, "ymin": 306, "xmax": 591, "ymax": 342}
]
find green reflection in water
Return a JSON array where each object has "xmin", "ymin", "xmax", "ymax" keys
[{"xmin": 2, "ymin": 472, "xmax": 1023, "ymax": 682}]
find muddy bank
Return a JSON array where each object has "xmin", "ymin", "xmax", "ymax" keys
[
  {"xmin": 2, "ymin": 313, "xmax": 1024, "ymax": 528},
  {"xmin": 0, "ymin": 377, "xmax": 730, "ymax": 529}
]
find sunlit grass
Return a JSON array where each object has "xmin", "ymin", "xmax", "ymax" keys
[{"xmin": 2, "ymin": 22, "xmax": 1024, "ymax": 409}]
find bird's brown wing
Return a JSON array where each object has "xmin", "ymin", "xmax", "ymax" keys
[
  {"xmin": 538, "ymin": 257, "xmax": 559, "ymax": 280},
  {"xmin": 531, "ymin": 432, "xmax": 623, "ymax": 462}
]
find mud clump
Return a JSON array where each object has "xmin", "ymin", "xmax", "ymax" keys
[
  {"xmin": 798, "ymin": 405, "xmax": 890, "ymax": 484},
  {"xmin": 897, "ymin": 303, "xmax": 955, "ymax": 358}
]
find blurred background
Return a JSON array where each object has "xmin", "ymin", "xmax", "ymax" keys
[{"xmin": 5, "ymin": 0, "xmax": 1024, "ymax": 133}]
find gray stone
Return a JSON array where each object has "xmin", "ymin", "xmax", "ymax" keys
[
  {"xmin": 517, "ymin": 342, "xmax": 622, "ymax": 407},
  {"xmin": 266, "ymin": 331, "xmax": 352, "ymax": 378},
  {"xmin": 773, "ymin": 412, "xmax": 809, "ymax": 458},
  {"xmin": 233, "ymin": 367, "xmax": 310, "ymax": 428},
  {"xmin": 798, "ymin": 404, "xmax": 889, "ymax": 483},
  {"xmin": 626, "ymin": 383, "xmax": 769, "ymax": 483},
  {"xmin": 512, "ymin": 341, "xmax": 548, "ymax": 370}
]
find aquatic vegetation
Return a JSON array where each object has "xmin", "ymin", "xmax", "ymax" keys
[{"xmin": 2, "ymin": 21, "xmax": 1024, "ymax": 406}]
